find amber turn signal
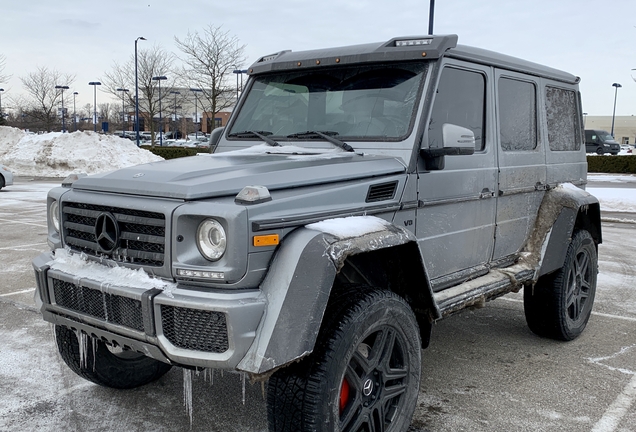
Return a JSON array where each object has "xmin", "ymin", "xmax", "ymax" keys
[{"xmin": 253, "ymin": 234, "xmax": 279, "ymax": 247}]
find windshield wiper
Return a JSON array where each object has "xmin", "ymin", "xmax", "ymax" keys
[
  {"xmin": 227, "ymin": 130, "xmax": 281, "ymax": 147},
  {"xmin": 287, "ymin": 131, "xmax": 354, "ymax": 152}
]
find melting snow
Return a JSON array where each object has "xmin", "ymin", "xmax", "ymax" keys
[{"xmin": 47, "ymin": 248, "xmax": 176, "ymax": 295}]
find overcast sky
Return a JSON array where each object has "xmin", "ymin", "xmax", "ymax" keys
[{"xmin": 1, "ymin": 0, "xmax": 635, "ymax": 116}]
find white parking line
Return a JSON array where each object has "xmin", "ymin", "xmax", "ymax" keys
[
  {"xmin": 498, "ymin": 297, "xmax": 636, "ymax": 322},
  {"xmin": 0, "ymin": 288, "xmax": 36, "ymax": 297},
  {"xmin": 591, "ymin": 374, "xmax": 636, "ymax": 432}
]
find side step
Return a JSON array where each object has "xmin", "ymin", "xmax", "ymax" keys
[{"xmin": 433, "ymin": 264, "xmax": 535, "ymax": 318}]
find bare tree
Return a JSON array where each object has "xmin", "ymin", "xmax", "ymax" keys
[
  {"xmin": 102, "ymin": 44, "xmax": 176, "ymax": 145},
  {"xmin": 174, "ymin": 25, "xmax": 247, "ymax": 122},
  {"xmin": 20, "ymin": 66, "xmax": 75, "ymax": 132}
]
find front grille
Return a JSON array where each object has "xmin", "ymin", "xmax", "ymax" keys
[
  {"xmin": 62, "ymin": 202, "xmax": 166, "ymax": 266},
  {"xmin": 53, "ymin": 278, "xmax": 144, "ymax": 331},
  {"xmin": 161, "ymin": 305, "xmax": 229, "ymax": 353}
]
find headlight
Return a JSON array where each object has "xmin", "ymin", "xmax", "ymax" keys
[
  {"xmin": 49, "ymin": 200, "xmax": 60, "ymax": 232},
  {"xmin": 196, "ymin": 219, "xmax": 227, "ymax": 261}
]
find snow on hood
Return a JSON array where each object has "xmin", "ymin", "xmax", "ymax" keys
[
  {"xmin": 0, "ymin": 126, "xmax": 162, "ymax": 177},
  {"xmin": 48, "ymin": 248, "xmax": 176, "ymax": 296}
]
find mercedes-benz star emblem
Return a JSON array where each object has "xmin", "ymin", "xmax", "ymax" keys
[
  {"xmin": 95, "ymin": 212, "xmax": 120, "ymax": 253},
  {"xmin": 363, "ymin": 378, "xmax": 374, "ymax": 397}
]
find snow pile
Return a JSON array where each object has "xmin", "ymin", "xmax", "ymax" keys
[{"xmin": 0, "ymin": 126, "xmax": 163, "ymax": 177}]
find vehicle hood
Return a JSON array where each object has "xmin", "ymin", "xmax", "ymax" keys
[{"xmin": 71, "ymin": 147, "xmax": 407, "ymax": 200}]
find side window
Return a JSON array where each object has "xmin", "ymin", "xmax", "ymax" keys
[
  {"xmin": 498, "ymin": 77, "xmax": 537, "ymax": 151},
  {"xmin": 545, "ymin": 86, "xmax": 581, "ymax": 151},
  {"xmin": 428, "ymin": 66, "xmax": 486, "ymax": 150}
]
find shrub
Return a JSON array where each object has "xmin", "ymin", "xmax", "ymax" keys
[
  {"xmin": 587, "ymin": 155, "xmax": 636, "ymax": 174},
  {"xmin": 141, "ymin": 146, "xmax": 199, "ymax": 159}
]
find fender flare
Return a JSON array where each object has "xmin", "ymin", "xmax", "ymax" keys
[
  {"xmin": 237, "ymin": 220, "xmax": 430, "ymax": 375},
  {"xmin": 524, "ymin": 184, "xmax": 601, "ymax": 279}
]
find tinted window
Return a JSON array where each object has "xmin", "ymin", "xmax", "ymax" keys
[
  {"xmin": 545, "ymin": 87, "xmax": 581, "ymax": 151},
  {"xmin": 428, "ymin": 67, "xmax": 486, "ymax": 150},
  {"xmin": 498, "ymin": 77, "xmax": 537, "ymax": 151}
]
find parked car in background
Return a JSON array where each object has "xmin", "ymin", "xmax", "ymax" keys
[
  {"xmin": 585, "ymin": 129, "xmax": 620, "ymax": 155},
  {"xmin": 0, "ymin": 165, "xmax": 13, "ymax": 190}
]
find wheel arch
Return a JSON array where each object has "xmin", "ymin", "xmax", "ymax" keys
[
  {"xmin": 533, "ymin": 185, "xmax": 602, "ymax": 278},
  {"xmin": 237, "ymin": 220, "xmax": 437, "ymax": 376}
]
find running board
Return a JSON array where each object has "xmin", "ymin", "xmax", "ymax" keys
[{"xmin": 433, "ymin": 264, "xmax": 535, "ymax": 318}]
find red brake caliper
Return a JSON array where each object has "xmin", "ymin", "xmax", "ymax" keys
[{"xmin": 339, "ymin": 377, "xmax": 350, "ymax": 414}]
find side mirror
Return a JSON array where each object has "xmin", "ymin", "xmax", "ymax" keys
[
  {"xmin": 420, "ymin": 124, "xmax": 475, "ymax": 170},
  {"xmin": 209, "ymin": 127, "xmax": 225, "ymax": 153}
]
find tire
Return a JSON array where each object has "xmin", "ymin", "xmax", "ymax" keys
[
  {"xmin": 267, "ymin": 287, "xmax": 421, "ymax": 432},
  {"xmin": 0, "ymin": 175, "xmax": 4, "ymax": 190},
  {"xmin": 55, "ymin": 325, "xmax": 172, "ymax": 389},
  {"xmin": 595, "ymin": 147, "xmax": 604, "ymax": 155},
  {"xmin": 524, "ymin": 230, "xmax": 597, "ymax": 341}
]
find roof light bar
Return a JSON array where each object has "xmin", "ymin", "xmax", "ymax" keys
[{"xmin": 395, "ymin": 38, "xmax": 433, "ymax": 47}]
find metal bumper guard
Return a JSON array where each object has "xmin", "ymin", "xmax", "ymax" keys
[{"xmin": 32, "ymin": 252, "xmax": 266, "ymax": 370}]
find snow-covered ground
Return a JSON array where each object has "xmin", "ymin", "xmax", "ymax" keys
[{"xmin": 0, "ymin": 126, "xmax": 162, "ymax": 177}]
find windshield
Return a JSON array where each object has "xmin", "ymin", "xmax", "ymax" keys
[
  {"xmin": 228, "ymin": 62, "xmax": 428, "ymax": 141},
  {"xmin": 598, "ymin": 132, "xmax": 618, "ymax": 143}
]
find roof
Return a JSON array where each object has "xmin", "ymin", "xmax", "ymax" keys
[{"xmin": 247, "ymin": 34, "xmax": 579, "ymax": 85}]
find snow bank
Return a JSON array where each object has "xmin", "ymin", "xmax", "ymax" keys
[
  {"xmin": 307, "ymin": 215, "xmax": 391, "ymax": 238},
  {"xmin": 0, "ymin": 126, "xmax": 163, "ymax": 177}
]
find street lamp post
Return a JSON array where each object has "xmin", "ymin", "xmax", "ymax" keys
[
  {"xmin": 582, "ymin": 112, "xmax": 588, "ymax": 128},
  {"xmin": 610, "ymin": 83, "xmax": 622, "ymax": 137},
  {"xmin": 428, "ymin": 0, "xmax": 435, "ymax": 35},
  {"xmin": 233, "ymin": 69, "xmax": 248, "ymax": 104},
  {"xmin": 117, "ymin": 88, "xmax": 129, "ymax": 137},
  {"xmin": 73, "ymin": 92, "xmax": 78, "ymax": 131},
  {"xmin": 0, "ymin": 88, "xmax": 4, "ymax": 120},
  {"xmin": 170, "ymin": 91, "xmax": 180, "ymax": 139},
  {"xmin": 135, "ymin": 36, "xmax": 146, "ymax": 146},
  {"xmin": 88, "ymin": 82, "xmax": 101, "ymax": 132},
  {"xmin": 190, "ymin": 88, "xmax": 203, "ymax": 140},
  {"xmin": 152, "ymin": 76, "xmax": 167, "ymax": 146},
  {"xmin": 55, "ymin": 85, "xmax": 69, "ymax": 132}
]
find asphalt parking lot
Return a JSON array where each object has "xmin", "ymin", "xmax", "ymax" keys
[{"xmin": 1, "ymin": 178, "xmax": 635, "ymax": 431}]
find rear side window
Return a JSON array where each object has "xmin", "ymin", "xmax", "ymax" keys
[
  {"xmin": 498, "ymin": 77, "xmax": 537, "ymax": 151},
  {"xmin": 545, "ymin": 87, "xmax": 581, "ymax": 152},
  {"xmin": 429, "ymin": 67, "xmax": 486, "ymax": 150}
]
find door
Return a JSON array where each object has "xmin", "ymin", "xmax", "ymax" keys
[
  {"xmin": 492, "ymin": 71, "xmax": 546, "ymax": 260},
  {"xmin": 416, "ymin": 62, "xmax": 497, "ymax": 286}
]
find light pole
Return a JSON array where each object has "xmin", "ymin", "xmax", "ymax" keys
[
  {"xmin": 135, "ymin": 36, "xmax": 146, "ymax": 146},
  {"xmin": 610, "ymin": 83, "xmax": 622, "ymax": 137},
  {"xmin": 428, "ymin": 0, "xmax": 435, "ymax": 35},
  {"xmin": 73, "ymin": 92, "xmax": 78, "ymax": 131},
  {"xmin": 233, "ymin": 69, "xmax": 248, "ymax": 104},
  {"xmin": 88, "ymin": 81, "xmax": 101, "ymax": 132},
  {"xmin": 55, "ymin": 85, "xmax": 69, "ymax": 132},
  {"xmin": 117, "ymin": 88, "xmax": 129, "ymax": 137},
  {"xmin": 582, "ymin": 112, "xmax": 588, "ymax": 128},
  {"xmin": 152, "ymin": 75, "xmax": 167, "ymax": 146},
  {"xmin": 0, "ymin": 88, "xmax": 4, "ymax": 120},
  {"xmin": 190, "ymin": 88, "xmax": 202, "ymax": 140},
  {"xmin": 170, "ymin": 91, "xmax": 180, "ymax": 139}
]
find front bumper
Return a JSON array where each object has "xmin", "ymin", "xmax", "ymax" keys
[{"xmin": 33, "ymin": 252, "xmax": 266, "ymax": 370}]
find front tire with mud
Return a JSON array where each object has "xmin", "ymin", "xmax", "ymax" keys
[
  {"xmin": 524, "ymin": 229, "xmax": 598, "ymax": 341},
  {"xmin": 267, "ymin": 287, "xmax": 422, "ymax": 432},
  {"xmin": 55, "ymin": 325, "xmax": 172, "ymax": 389}
]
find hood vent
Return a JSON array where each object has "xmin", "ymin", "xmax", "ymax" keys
[{"xmin": 366, "ymin": 181, "xmax": 398, "ymax": 202}]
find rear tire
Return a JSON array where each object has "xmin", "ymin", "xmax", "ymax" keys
[
  {"xmin": 55, "ymin": 325, "xmax": 172, "ymax": 389},
  {"xmin": 267, "ymin": 287, "xmax": 421, "ymax": 432},
  {"xmin": 524, "ymin": 230, "xmax": 597, "ymax": 341},
  {"xmin": 595, "ymin": 147, "xmax": 604, "ymax": 155},
  {"xmin": 0, "ymin": 175, "xmax": 4, "ymax": 190}
]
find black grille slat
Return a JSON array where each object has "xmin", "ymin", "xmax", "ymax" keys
[
  {"xmin": 52, "ymin": 279, "xmax": 144, "ymax": 331},
  {"xmin": 161, "ymin": 305, "xmax": 229, "ymax": 353},
  {"xmin": 366, "ymin": 181, "xmax": 398, "ymax": 202},
  {"xmin": 62, "ymin": 202, "xmax": 166, "ymax": 267}
]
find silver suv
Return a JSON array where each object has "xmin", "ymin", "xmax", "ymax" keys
[{"xmin": 33, "ymin": 34, "xmax": 600, "ymax": 431}]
